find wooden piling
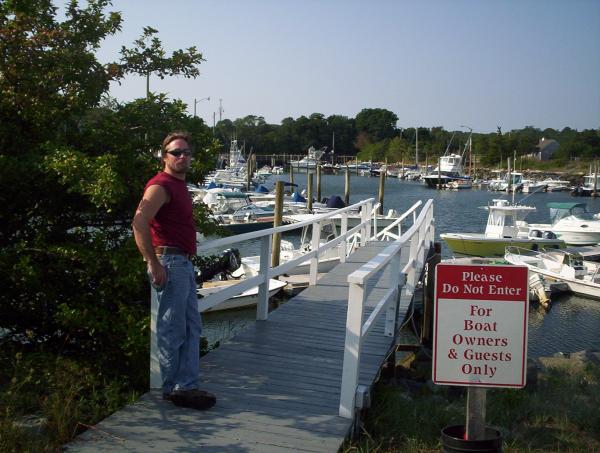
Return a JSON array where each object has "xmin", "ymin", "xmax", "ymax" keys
[
  {"xmin": 290, "ymin": 164, "xmax": 294, "ymax": 187},
  {"xmin": 421, "ymin": 242, "xmax": 441, "ymax": 347},
  {"xmin": 437, "ymin": 158, "xmax": 442, "ymax": 189},
  {"xmin": 271, "ymin": 181, "xmax": 284, "ymax": 267},
  {"xmin": 345, "ymin": 167, "xmax": 350, "ymax": 206},
  {"xmin": 316, "ymin": 165, "xmax": 322, "ymax": 202},
  {"xmin": 377, "ymin": 169, "xmax": 385, "ymax": 215},
  {"xmin": 307, "ymin": 173, "xmax": 313, "ymax": 211}
]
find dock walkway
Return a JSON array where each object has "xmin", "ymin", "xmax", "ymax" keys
[{"xmin": 68, "ymin": 241, "xmax": 412, "ymax": 452}]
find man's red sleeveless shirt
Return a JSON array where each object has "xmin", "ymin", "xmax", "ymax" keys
[{"xmin": 144, "ymin": 172, "xmax": 196, "ymax": 255}]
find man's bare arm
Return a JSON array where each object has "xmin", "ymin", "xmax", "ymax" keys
[{"xmin": 132, "ymin": 185, "xmax": 170, "ymax": 286}]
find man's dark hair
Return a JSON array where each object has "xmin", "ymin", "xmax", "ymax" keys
[{"xmin": 162, "ymin": 131, "xmax": 191, "ymax": 151}]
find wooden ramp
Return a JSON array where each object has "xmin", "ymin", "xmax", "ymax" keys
[{"xmin": 67, "ymin": 241, "xmax": 411, "ymax": 452}]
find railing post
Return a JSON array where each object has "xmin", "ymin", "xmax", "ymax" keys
[
  {"xmin": 309, "ymin": 220, "xmax": 322, "ymax": 285},
  {"xmin": 340, "ymin": 211, "xmax": 348, "ymax": 263},
  {"xmin": 429, "ymin": 207, "xmax": 435, "ymax": 248},
  {"xmin": 361, "ymin": 201, "xmax": 371, "ymax": 246},
  {"xmin": 372, "ymin": 204, "xmax": 378, "ymax": 239},
  {"xmin": 150, "ymin": 288, "xmax": 161, "ymax": 388},
  {"xmin": 398, "ymin": 242, "xmax": 413, "ymax": 312},
  {"xmin": 403, "ymin": 229, "xmax": 420, "ymax": 308},
  {"xmin": 339, "ymin": 282, "xmax": 365, "ymax": 418},
  {"xmin": 385, "ymin": 250, "xmax": 401, "ymax": 337},
  {"xmin": 257, "ymin": 234, "xmax": 272, "ymax": 320}
]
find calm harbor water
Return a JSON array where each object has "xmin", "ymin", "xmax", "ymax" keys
[{"xmin": 202, "ymin": 174, "xmax": 600, "ymax": 359}]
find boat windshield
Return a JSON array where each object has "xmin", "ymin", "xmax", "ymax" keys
[
  {"xmin": 300, "ymin": 220, "xmax": 338, "ymax": 246},
  {"xmin": 550, "ymin": 205, "xmax": 593, "ymax": 222}
]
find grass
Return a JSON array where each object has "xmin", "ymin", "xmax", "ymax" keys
[
  {"xmin": 0, "ymin": 346, "xmax": 142, "ymax": 452},
  {"xmin": 0, "ymin": 334, "xmax": 222, "ymax": 452},
  {"xmin": 343, "ymin": 354, "xmax": 600, "ymax": 453}
]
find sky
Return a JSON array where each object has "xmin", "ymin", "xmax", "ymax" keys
[{"xmin": 91, "ymin": 0, "xmax": 600, "ymax": 133}]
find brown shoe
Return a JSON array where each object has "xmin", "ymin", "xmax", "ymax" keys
[{"xmin": 166, "ymin": 389, "xmax": 216, "ymax": 410}]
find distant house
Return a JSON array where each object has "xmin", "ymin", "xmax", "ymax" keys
[{"xmin": 534, "ymin": 138, "xmax": 560, "ymax": 160}]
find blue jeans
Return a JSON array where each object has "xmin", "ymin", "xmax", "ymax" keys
[{"xmin": 151, "ymin": 255, "xmax": 201, "ymax": 394}]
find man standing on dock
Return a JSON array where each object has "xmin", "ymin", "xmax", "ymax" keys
[{"xmin": 132, "ymin": 131, "xmax": 216, "ymax": 410}]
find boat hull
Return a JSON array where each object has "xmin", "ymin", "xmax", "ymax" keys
[
  {"xmin": 441, "ymin": 234, "xmax": 564, "ymax": 257},
  {"xmin": 219, "ymin": 219, "xmax": 274, "ymax": 234},
  {"xmin": 198, "ymin": 279, "xmax": 287, "ymax": 312},
  {"xmin": 504, "ymin": 251, "xmax": 600, "ymax": 299},
  {"xmin": 423, "ymin": 175, "xmax": 453, "ymax": 188},
  {"xmin": 553, "ymin": 231, "xmax": 600, "ymax": 246}
]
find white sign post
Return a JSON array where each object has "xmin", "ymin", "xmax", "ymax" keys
[{"xmin": 433, "ymin": 263, "xmax": 529, "ymax": 440}]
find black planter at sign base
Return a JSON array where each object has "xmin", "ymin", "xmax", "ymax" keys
[{"xmin": 441, "ymin": 425, "xmax": 502, "ymax": 453}]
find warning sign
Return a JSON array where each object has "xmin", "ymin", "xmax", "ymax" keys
[{"xmin": 433, "ymin": 263, "xmax": 529, "ymax": 388}]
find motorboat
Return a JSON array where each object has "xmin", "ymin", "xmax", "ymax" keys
[
  {"xmin": 572, "ymin": 173, "xmax": 600, "ymax": 196},
  {"xmin": 198, "ymin": 278, "xmax": 287, "ymax": 312},
  {"xmin": 441, "ymin": 199, "xmax": 564, "ymax": 257},
  {"xmin": 423, "ymin": 130, "xmax": 472, "ymax": 188},
  {"xmin": 206, "ymin": 139, "xmax": 249, "ymax": 187},
  {"xmin": 521, "ymin": 180, "xmax": 548, "ymax": 194},
  {"xmin": 289, "ymin": 146, "xmax": 326, "ymax": 170},
  {"xmin": 240, "ymin": 216, "xmax": 356, "ymax": 278},
  {"xmin": 489, "ymin": 172, "xmax": 524, "ymax": 192},
  {"xmin": 195, "ymin": 248, "xmax": 288, "ymax": 312},
  {"xmin": 529, "ymin": 202, "xmax": 600, "ymax": 245},
  {"xmin": 447, "ymin": 178, "xmax": 472, "ymax": 190},
  {"xmin": 504, "ymin": 247, "xmax": 600, "ymax": 299},
  {"xmin": 543, "ymin": 178, "xmax": 571, "ymax": 192},
  {"xmin": 423, "ymin": 153, "xmax": 466, "ymax": 188},
  {"xmin": 198, "ymin": 188, "xmax": 249, "ymax": 214},
  {"xmin": 214, "ymin": 203, "xmax": 279, "ymax": 234}
]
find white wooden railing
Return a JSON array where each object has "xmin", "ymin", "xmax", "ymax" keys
[
  {"xmin": 151, "ymin": 198, "xmax": 377, "ymax": 388},
  {"xmin": 338, "ymin": 199, "xmax": 434, "ymax": 418},
  {"xmin": 149, "ymin": 198, "xmax": 429, "ymax": 388}
]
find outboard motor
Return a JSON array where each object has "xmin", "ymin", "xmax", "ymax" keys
[{"xmin": 196, "ymin": 248, "xmax": 241, "ymax": 286}]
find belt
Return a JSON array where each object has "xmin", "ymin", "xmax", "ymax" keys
[{"xmin": 154, "ymin": 246, "xmax": 193, "ymax": 260}]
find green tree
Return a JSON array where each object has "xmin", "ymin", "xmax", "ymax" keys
[
  {"xmin": 119, "ymin": 26, "xmax": 204, "ymax": 98},
  {"xmin": 355, "ymin": 108, "xmax": 398, "ymax": 142},
  {"xmin": 0, "ymin": 0, "xmax": 213, "ymax": 376}
]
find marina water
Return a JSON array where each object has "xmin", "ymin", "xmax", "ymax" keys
[{"xmin": 202, "ymin": 174, "xmax": 600, "ymax": 359}]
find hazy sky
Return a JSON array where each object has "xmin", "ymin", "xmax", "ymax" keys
[{"xmin": 93, "ymin": 0, "xmax": 600, "ymax": 133}]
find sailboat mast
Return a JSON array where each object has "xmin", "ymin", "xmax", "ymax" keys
[
  {"xmin": 332, "ymin": 132, "xmax": 335, "ymax": 164},
  {"xmin": 415, "ymin": 127, "xmax": 419, "ymax": 169},
  {"xmin": 469, "ymin": 136, "xmax": 473, "ymax": 177}
]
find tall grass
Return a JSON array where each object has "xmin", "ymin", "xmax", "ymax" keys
[
  {"xmin": 344, "ymin": 360, "xmax": 600, "ymax": 452},
  {"xmin": 0, "ymin": 347, "xmax": 142, "ymax": 452}
]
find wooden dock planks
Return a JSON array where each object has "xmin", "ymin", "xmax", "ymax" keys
[{"xmin": 67, "ymin": 241, "xmax": 409, "ymax": 452}]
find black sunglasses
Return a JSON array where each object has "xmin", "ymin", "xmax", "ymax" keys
[{"xmin": 166, "ymin": 148, "xmax": 192, "ymax": 157}]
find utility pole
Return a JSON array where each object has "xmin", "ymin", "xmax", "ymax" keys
[{"xmin": 219, "ymin": 98, "xmax": 224, "ymax": 122}]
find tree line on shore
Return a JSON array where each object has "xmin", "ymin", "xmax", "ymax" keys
[{"xmin": 214, "ymin": 112, "xmax": 599, "ymax": 167}]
